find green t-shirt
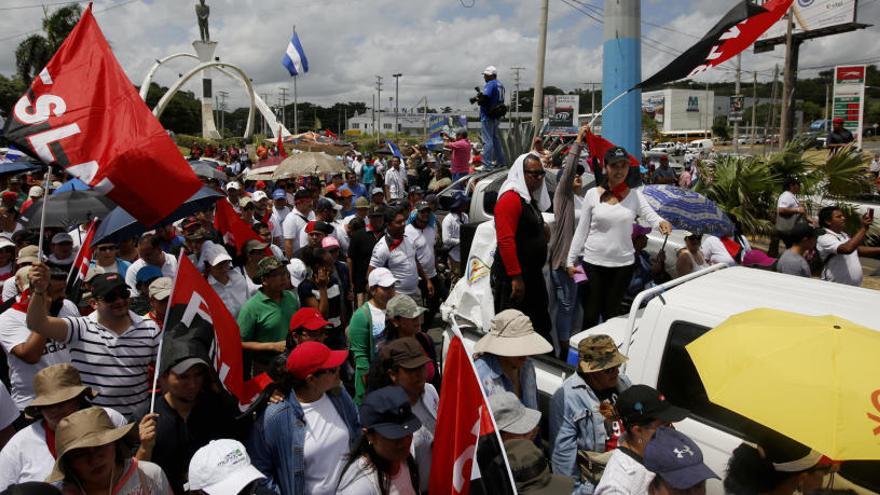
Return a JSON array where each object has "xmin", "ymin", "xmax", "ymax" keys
[{"xmin": 237, "ymin": 289, "xmax": 300, "ymax": 343}]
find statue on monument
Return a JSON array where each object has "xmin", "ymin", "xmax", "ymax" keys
[{"xmin": 195, "ymin": 0, "xmax": 210, "ymax": 42}]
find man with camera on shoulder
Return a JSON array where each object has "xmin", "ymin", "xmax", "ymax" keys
[{"xmin": 472, "ymin": 66, "xmax": 507, "ymax": 170}]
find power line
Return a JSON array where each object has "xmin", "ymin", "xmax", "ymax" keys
[
  {"xmin": 0, "ymin": 0, "xmax": 92, "ymax": 12},
  {"xmin": 0, "ymin": 0, "xmax": 139, "ymax": 43}
]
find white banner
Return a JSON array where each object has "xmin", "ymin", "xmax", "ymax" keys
[{"xmin": 759, "ymin": 0, "xmax": 857, "ymax": 40}]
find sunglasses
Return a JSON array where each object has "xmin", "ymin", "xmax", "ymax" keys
[
  {"xmin": 99, "ymin": 289, "xmax": 130, "ymax": 303},
  {"xmin": 96, "ymin": 245, "xmax": 118, "ymax": 252},
  {"xmin": 524, "ymin": 170, "xmax": 546, "ymax": 178}
]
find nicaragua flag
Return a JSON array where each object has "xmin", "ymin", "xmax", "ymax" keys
[
  {"xmin": 387, "ymin": 142, "xmax": 402, "ymax": 159},
  {"xmin": 282, "ymin": 31, "xmax": 309, "ymax": 76}
]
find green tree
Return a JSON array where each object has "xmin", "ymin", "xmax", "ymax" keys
[
  {"xmin": 0, "ymin": 74, "xmax": 26, "ymax": 119},
  {"xmin": 143, "ymin": 82, "xmax": 201, "ymax": 135},
  {"xmin": 14, "ymin": 4, "xmax": 81, "ymax": 82}
]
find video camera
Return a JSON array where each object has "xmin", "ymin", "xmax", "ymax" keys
[{"xmin": 469, "ymin": 87, "xmax": 487, "ymax": 106}]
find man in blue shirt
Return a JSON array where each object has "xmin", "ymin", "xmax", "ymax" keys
[{"xmin": 480, "ymin": 65, "xmax": 506, "ymax": 169}]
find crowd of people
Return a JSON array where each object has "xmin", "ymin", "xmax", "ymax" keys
[{"xmin": 0, "ymin": 107, "xmax": 872, "ymax": 494}]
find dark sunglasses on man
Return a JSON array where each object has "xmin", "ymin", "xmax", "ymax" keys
[{"xmin": 99, "ymin": 288, "xmax": 130, "ymax": 303}]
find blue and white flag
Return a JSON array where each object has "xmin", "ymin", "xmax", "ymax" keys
[
  {"xmin": 387, "ymin": 142, "xmax": 402, "ymax": 159},
  {"xmin": 281, "ymin": 31, "xmax": 309, "ymax": 76}
]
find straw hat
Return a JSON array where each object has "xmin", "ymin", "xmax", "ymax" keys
[
  {"xmin": 24, "ymin": 364, "xmax": 96, "ymax": 419},
  {"xmin": 47, "ymin": 407, "xmax": 135, "ymax": 482},
  {"xmin": 474, "ymin": 309, "xmax": 553, "ymax": 357}
]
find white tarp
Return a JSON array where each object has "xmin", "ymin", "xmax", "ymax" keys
[{"xmin": 441, "ymin": 220, "xmax": 498, "ymax": 333}]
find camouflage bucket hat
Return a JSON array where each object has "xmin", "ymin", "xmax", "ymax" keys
[
  {"xmin": 255, "ymin": 256, "xmax": 285, "ymax": 281},
  {"xmin": 577, "ymin": 334, "xmax": 628, "ymax": 373}
]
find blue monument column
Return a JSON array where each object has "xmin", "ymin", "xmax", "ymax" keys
[{"xmin": 602, "ymin": 0, "xmax": 641, "ymax": 158}]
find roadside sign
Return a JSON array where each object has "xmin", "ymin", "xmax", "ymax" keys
[
  {"xmin": 831, "ymin": 65, "xmax": 866, "ymax": 149},
  {"xmin": 544, "ymin": 95, "xmax": 579, "ymax": 129},
  {"xmin": 728, "ymin": 95, "xmax": 745, "ymax": 123}
]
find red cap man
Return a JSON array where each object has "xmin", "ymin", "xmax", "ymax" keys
[{"xmin": 285, "ymin": 342, "xmax": 348, "ymax": 381}]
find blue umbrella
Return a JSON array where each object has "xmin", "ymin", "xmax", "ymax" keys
[
  {"xmin": 92, "ymin": 186, "xmax": 224, "ymax": 245},
  {"xmin": 0, "ymin": 160, "xmax": 43, "ymax": 178},
  {"xmin": 642, "ymin": 185, "xmax": 734, "ymax": 237},
  {"xmin": 53, "ymin": 178, "xmax": 90, "ymax": 194}
]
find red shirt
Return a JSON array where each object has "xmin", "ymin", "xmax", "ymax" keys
[{"xmin": 494, "ymin": 190, "xmax": 525, "ymax": 276}]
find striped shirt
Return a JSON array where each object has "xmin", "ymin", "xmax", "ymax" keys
[{"xmin": 62, "ymin": 311, "xmax": 161, "ymax": 418}]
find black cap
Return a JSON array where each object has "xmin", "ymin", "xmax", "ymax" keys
[
  {"xmin": 294, "ymin": 188, "xmax": 311, "ymax": 201},
  {"xmin": 45, "ymin": 263, "xmax": 68, "ymax": 279},
  {"xmin": 604, "ymin": 146, "xmax": 629, "ymax": 165},
  {"xmin": 311, "ymin": 221, "xmax": 334, "ymax": 235},
  {"xmin": 616, "ymin": 385, "xmax": 688, "ymax": 426},
  {"xmin": 90, "ymin": 273, "xmax": 128, "ymax": 299},
  {"xmin": 360, "ymin": 386, "xmax": 422, "ymax": 439}
]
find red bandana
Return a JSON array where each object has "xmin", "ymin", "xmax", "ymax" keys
[
  {"xmin": 610, "ymin": 182, "xmax": 629, "ymax": 202},
  {"xmin": 43, "ymin": 420, "xmax": 57, "ymax": 458}
]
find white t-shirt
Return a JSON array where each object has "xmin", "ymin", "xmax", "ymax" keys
[
  {"xmin": 817, "ymin": 230, "xmax": 863, "ymax": 286},
  {"xmin": 568, "ymin": 188, "xmax": 664, "ymax": 268},
  {"xmin": 777, "ymin": 190, "xmax": 799, "ymax": 210},
  {"xmin": 0, "ymin": 407, "xmax": 126, "ymax": 490},
  {"xmin": 405, "ymin": 224, "xmax": 436, "ymax": 278},
  {"xmin": 441, "ymin": 212, "xmax": 469, "ymax": 263},
  {"xmin": 0, "ymin": 384, "xmax": 18, "ymax": 431},
  {"xmin": 370, "ymin": 236, "xmax": 420, "ymax": 296},
  {"xmin": 389, "ymin": 461, "xmax": 417, "ymax": 495},
  {"xmin": 301, "ymin": 393, "xmax": 351, "ymax": 495},
  {"xmin": 700, "ymin": 235, "xmax": 737, "ymax": 267},
  {"xmin": 125, "ymin": 254, "xmax": 178, "ymax": 292},
  {"xmin": 385, "ymin": 167, "xmax": 406, "ymax": 201},
  {"xmin": 1, "ymin": 278, "xmax": 17, "ymax": 303},
  {"xmin": 270, "ymin": 206, "xmax": 292, "ymax": 241},
  {"xmin": 0, "ymin": 302, "xmax": 79, "ymax": 410},
  {"xmin": 208, "ymin": 269, "xmax": 250, "ymax": 318},
  {"xmin": 368, "ymin": 302, "xmax": 387, "ymax": 350},
  {"xmin": 282, "ymin": 210, "xmax": 315, "ymax": 254},
  {"xmin": 594, "ymin": 448, "xmax": 654, "ymax": 495}
]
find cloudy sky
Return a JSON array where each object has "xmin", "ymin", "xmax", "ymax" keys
[{"xmin": 0, "ymin": 0, "xmax": 877, "ymax": 112}]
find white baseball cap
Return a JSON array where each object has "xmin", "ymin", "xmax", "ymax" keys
[
  {"xmin": 252, "ymin": 191, "xmax": 269, "ymax": 202},
  {"xmin": 287, "ymin": 258, "xmax": 307, "ymax": 288},
  {"xmin": 186, "ymin": 439, "xmax": 264, "ymax": 494},
  {"xmin": 225, "ymin": 181, "xmax": 241, "ymax": 192},
  {"xmin": 28, "ymin": 185, "xmax": 43, "ymax": 197},
  {"xmin": 206, "ymin": 245, "xmax": 232, "ymax": 267},
  {"xmin": 483, "ymin": 65, "xmax": 497, "ymax": 75},
  {"xmin": 368, "ymin": 267, "xmax": 396, "ymax": 288}
]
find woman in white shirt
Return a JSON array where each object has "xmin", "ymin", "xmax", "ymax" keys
[{"xmin": 567, "ymin": 146, "xmax": 671, "ymax": 329}]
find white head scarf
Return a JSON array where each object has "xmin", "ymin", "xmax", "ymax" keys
[{"xmin": 497, "ymin": 152, "xmax": 551, "ymax": 212}]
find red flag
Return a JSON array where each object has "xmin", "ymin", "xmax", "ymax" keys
[
  {"xmin": 1, "ymin": 6, "xmax": 202, "ymax": 226},
  {"xmin": 324, "ymin": 129, "xmax": 338, "ymax": 140},
  {"xmin": 430, "ymin": 332, "xmax": 516, "ymax": 495},
  {"xmin": 66, "ymin": 218, "xmax": 97, "ymax": 290},
  {"xmin": 277, "ymin": 127, "xmax": 288, "ymax": 158},
  {"xmin": 213, "ymin": 199, "xmax": 261, "ymax": 255},
  {"xmin": 163, "ymin": 255, "xmax": 268, "ymax": 408},
  {"xmin": 585, "ymin": 130, "xmax": 640, "ymax": 170}
]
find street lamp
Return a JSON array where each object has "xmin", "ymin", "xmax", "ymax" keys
[{"xmin": 393, "ymin": 73, "xmax": 402, "ymax": 139}]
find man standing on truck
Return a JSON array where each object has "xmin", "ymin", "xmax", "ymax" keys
[
  {"xmin": 549, "ymin": 335, "xmax": 632, "ymax": 495},
  {"xmin": 492, "ymin": 152, "xmax": 553, "ymax": 346},
  {"xmin": 477, "ymin": 66, "xmax": 506, "ymax": 169}
]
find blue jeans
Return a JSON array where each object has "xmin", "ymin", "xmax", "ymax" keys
[
  {"xmin": 550, "ymin": 267, "xmax": 577, "ymax": 359},
  {"xmin": 480, "ymin": 117, "xmax": 505, "ymax": 169}
]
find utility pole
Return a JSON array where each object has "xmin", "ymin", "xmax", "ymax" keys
[
  {"xmin": 260, "ymin": 93, "xmax": 270, "ymax": 136},
  {"xmin": 733, "ymin": 54, "xmax": 741, "ymax": 154},
  {"xmin": 531, "ymin": 0, "xmax": 549, "ymax": 140},
  {"xmin": 585, "ymin": 82, "xmax": 600, "ymax": 120},
  {"xmin": 278, "ymin": 87, "xmax": 290, "ymax": 131},
  {"xmin": 823, "ymin": 81, "xmax": 830, "ymax": 129},
  {"xmin": 750, "ymin": 71, "xmax": 758, "ymax": 146},
  {"xmin": 371, "ymin": 93, "xmax": 376, "ymax": 140},
  {"xmin": 218, "ymin": 91, "xmax": 229, "ymax": 137},
  {"xmin": 705, "ymin": 81, "xmax": 710, "ymax": 139},
  {"xmin": 393, "ymin": 73, "xmax": 402, "ymax": 139},
  {"xmin": 768, "ymin": 64, "xmax": 780, "ymax": 146},
  {"xmin": 779, "ymin": 10, "xmax": 801, "ymax": 146},
  {"xmin": 375, "ymin": 75, "xmax": 383, "ymax": 141},
  {"xmin": 511, "ymin": 66, "xmax": 525, "ymax": 127},
  {"xmin": 603, "ymin": 0, "xmax": 642, "ymax": 160}
]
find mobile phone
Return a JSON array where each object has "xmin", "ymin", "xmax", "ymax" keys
[{"xmin": 869, "ymin": 208, "xmax": 875, "ymax": 221}]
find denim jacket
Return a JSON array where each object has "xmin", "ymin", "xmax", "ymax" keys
[
  {"xmin": 474, "ymin": 354, "xmax": 538, "ymax": 410},
  {"xmin": 548, "ymin": 373, "xmax": 632, "ymax": 495},
  {"xmin": 248, "ymin": 388, "xmax": 361, "ymax": 495}
]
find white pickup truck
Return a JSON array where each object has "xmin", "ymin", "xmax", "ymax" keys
[{"xmin": 442, "ymin": 264, "xmax": 880, "ymax": 494}]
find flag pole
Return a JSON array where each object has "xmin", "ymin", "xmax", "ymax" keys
[
  {"xmin": 149, "ymin": 252, "xmax": 183, "ymax": 414},
  {"xmin": 450, "ymin": 319, "xmax": 517, "ymax": 490},
  {"xmin": 292, "ymin": 25, "xmax": 298, "ymax": 135},
  {"xmin": 588, "ymin": 88, "xmax": 633, "ymax": 128},
  {"xmin": 36, "ymin": 167, "xmax": 53, "ymax": 262}
]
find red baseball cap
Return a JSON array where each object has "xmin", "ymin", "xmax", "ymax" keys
[
  {"xmin": 289, "ymin": 307, "xmax": 331, "ymax": 332},
  {"xmin": 832, "ymin": 117, "xmax": 844, "ymax": 125},
  {"xmin": 285, "ymin": 342, "xmax": 348, "ymax": 380}
]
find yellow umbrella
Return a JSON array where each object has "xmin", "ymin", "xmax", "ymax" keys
[{"xmin": 686, "ymin": 308, "xmax": 880, "ymax": 460}]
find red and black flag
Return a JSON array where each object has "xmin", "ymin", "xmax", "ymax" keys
[
  {"xmin": 65, "ymin": 218, "xmax": 97, "ymax": 301},
  {"xmin": 157, "ymin": 255, "xmax": 269, "ymax": 410},
  {"xmin": 2, "ymin": 5, "xmax": 202, "ymax": 226},
  {"xmin": 213, "ymin": 199, "xmax": 262, "ymax": 255},
  {"xmin": 637, "ymin": 0, "xmax": 793, "ymax": 89},
  {"xmin": 430, "ymin": 325, "xmax": 516, "ymax": 495}
]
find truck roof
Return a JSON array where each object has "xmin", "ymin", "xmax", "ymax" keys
[{"xmin": 659, "ymin": 266, "xmax": 878, "ymax": 329}]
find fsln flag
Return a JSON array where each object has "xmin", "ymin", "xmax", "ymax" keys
[
  {"xmin": 66, "ymin": 218, "xmax": 97, "ymax": 297},
  {"xmin": 282, "ymin": 31, "xmax": 309, "ymax": 76},
  {"xmin": 1, "ymin": 6, "xmax": 202, "ymax": 226},
  {"xmin": 585, "ymin": 130, "xmax": 640, "ymax": 169},
  {"xmin": 429, "ymin": 326, "xmax": 516, "ymax": 495},
  {"xmin": 277, "ymin": 126, "xmax": 288, "ymax": 158},
  {"xmin": 213, "ymin": 199, "xmax": 262, "ymax": 255},
  {"xmin": 637, "ymin": 0, "xmax": 793, "ymax": 89},
  {"xmin": 161, "ymin": 255, "xmax": 269, "ymax": 409}
]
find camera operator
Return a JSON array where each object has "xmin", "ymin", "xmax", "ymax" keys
[{"xmin": 472, "ymin": 66, "xmax": 506, "ymax": 170}]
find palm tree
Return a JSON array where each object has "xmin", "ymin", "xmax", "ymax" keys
[
  {"xmin": 696, "ymin": 154, "xmax": 780, "ymax": 236},
  {"xmin": 14, "ymin": 4, "xmax": 81, "ymax": 82}
]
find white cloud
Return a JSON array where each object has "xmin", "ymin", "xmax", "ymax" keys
[{"xmin": 0, "ymin": 0, "xmax": 876, "ymax": 115}]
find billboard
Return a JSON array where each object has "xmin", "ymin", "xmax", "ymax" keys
[
  {"xmin": 728, "ymin": 95, "xmax": 745, "ymax": 123},
  {"xmin": 543, "ymin": 94, "xmax": 579, "ymax": 128},
  {"xmin": 759, "ymin": 0, "xmax": 858, "ymax": 40},
  {"xmin": 642, "ymin": 95, "xmax": 665, "ymax": 124},
  {"xmin": 831, "ymin": 65, "xmax": 865, "ymax": 149}
]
